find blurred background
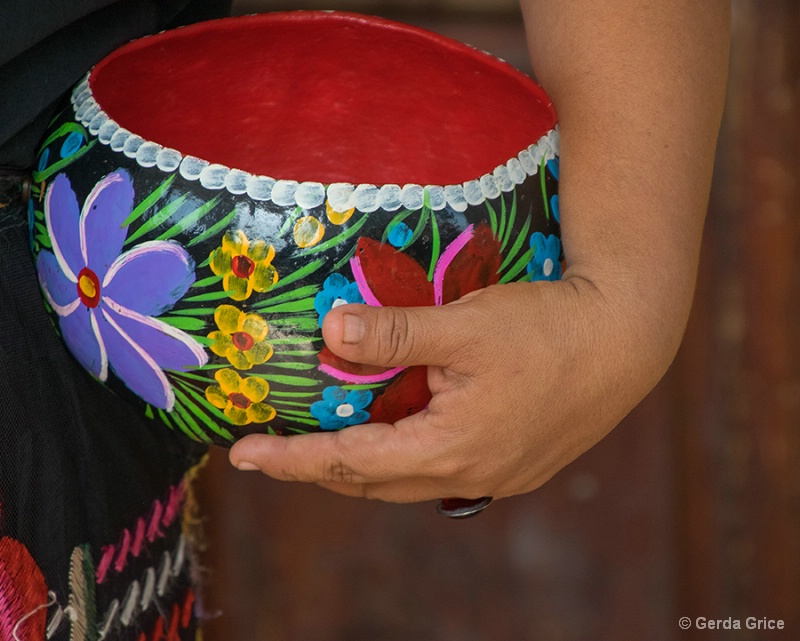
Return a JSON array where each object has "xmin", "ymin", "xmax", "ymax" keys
[{"xmin": 196, "ymin": 1, "xmax": 800, "ymax": 639}]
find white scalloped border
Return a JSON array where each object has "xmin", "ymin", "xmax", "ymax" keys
[{"xmin": 71, "ymin": 73, "xmax": 559, "ymax": 213}]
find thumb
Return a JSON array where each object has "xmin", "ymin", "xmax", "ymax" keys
[{"xmin": 321, "ymin": 303, "xmax": 472, "ymax": 368}]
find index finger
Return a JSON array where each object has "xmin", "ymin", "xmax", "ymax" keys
[{"xmin": 228, "ymin": 417, "xmax": 446, "ymax": 486}]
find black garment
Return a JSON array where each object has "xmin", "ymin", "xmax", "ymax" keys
[
  {"xmin": 0, "ymin": 2, "xmax": 230, "ymax": 639},
  {"xmin": 0, "ymin": 0, "xmax": 232, "ymax": 168}
]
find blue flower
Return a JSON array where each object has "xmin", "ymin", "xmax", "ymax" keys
[
  {"xmin": 311, "ymin": 386, "xmax": 373, "ymax": 430},
  {"xmin": 527, "ymin": 232, "xmax": 562, "ymax": 281},
  {"xmin": 546, "ymin": 158, "xmax": 560, "ymax": 180},
  {"xmin": 60, "ymin": 131, "xmax": 84, "ymax": 159},
  {"xmin": 550, "ymin": 194, "xmax": 560, "ymax": 223},
  {"xmin": 387, "ymin": 221, "xmax": 413, "ymax": 248},
  {"xmin": 37, "ymin": 148, "xmax": 50, "ymax": 173},
  {"xmin": 314, "ymin": 273, "xmax": 365, "ymax": 327}
]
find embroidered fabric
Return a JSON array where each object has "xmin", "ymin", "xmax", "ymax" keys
[
  {"xmin": 0, "ymin": 2, "xmax": 231, "ymax": 639},
  {"xmin": 0, "ymin": 195, "xmax": 208, "ymax": 639}
]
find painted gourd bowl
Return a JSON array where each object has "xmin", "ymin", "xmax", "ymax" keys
[{"xmin": 29, "ymin": 11, "xmax": 561, "ymax": 446}]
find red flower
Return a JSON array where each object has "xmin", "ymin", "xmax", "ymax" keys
[
  {"xmin": 318, "ymin": 224, "xmax": 500, "ymax": 423},
  {"xmin": 0, "ymin": 537, "xmax": 49, "ymax": 641}
]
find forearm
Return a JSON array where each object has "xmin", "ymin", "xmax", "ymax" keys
[{"xmin": 520, "ymin": 0, "xmax": 730, "ymax": 362}]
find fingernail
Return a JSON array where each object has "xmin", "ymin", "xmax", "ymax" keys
[
  {"xmin": 235, "ymin": 461, "xmax": 260, "ymax": 471},
  {"xmin": 342, "ymin": 313, "xmax": 366, "ymax": 344}
]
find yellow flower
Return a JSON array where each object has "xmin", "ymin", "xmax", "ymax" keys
[
  {"xmin": 326, "ymin": 200, "xmax": 355, "ymax": 225},
  {"xmin": 208, "ymin": 305, "xmax": 273, "ymax": 369},
  {"xmin": 293, "ymin": 216, "xmax": 325, "ymax": 248},
  {"xmin": 205, "ymin": 369, "xmax": 276, "ymax": 426},
  {"xmin": 209, "ymin": 230, "xmax": 278, "ymax": 301}
]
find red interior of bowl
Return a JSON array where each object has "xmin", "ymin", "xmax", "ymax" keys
[{"xmin": 90, "ymin": 12, "xmax": 556, "ymax": 186}]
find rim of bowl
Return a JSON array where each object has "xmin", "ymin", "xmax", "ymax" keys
[{"xmin": 70, "ymin": 11, "xmax": 560, "ymax": 214}]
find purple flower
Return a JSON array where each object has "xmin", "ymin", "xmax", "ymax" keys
[{"xmin": 36, "ymin": 170, "xmax": 207, "ymax": 410}]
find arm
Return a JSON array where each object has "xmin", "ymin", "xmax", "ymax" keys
[
  {"xmin": 520, "ymin": 0, "xmax": 730, "ymax": 378},
  {"xmin": 229, "ymin": 0, "xmax": 731, "ymax": 503}
]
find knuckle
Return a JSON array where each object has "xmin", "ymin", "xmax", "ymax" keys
[
  {"xmin": 377, "ymin": 308, "xmax": 415, "ymax": 365},
  {"xmin": 322, "ymin": 460, "xmax": 359, "ymax": 485},
  {"xmin": 279, "ymin": 466, "xmax": 302, "ymax": 483}
]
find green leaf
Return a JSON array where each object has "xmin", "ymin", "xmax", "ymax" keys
[
  {"xmin": 498, "ymin": 247, "xmax": 535, "ymax": 284},
  {"xmin": 186, "ymin": 206, "xmax": 239, "ymax": 248},
  {"xmin": 540, "ymin": 155, "xmax": 551, "ymax": 221},
  {"xmin": 496, "ymin": 194, "xmax": 508, "ymax": 246},
  {"xmin": 341, "ymin": 383, "xmax": 387, "ymax": 390},
  {"xmin": 499, "ymin": 209, "xmax": 531, "ymax": 273},
  {"xmin": 279, "ymin": 206, "xmax": 304, "ymax": 236},
  {"xmin": 252, "ymin": 373, "xmax": 321, "ymax": 387},
  {"xmin": 270, "ymin": 390, "xmax": 319, "ymax": 398},
  {"xmin": 273, "ymin": 349, "xmax": 319, "ymax": 357},
  {"xmin": 158, "ymin": 316, "xmax": 207, "ymax": 331},
  {"xmin": 297, "ymin": 212, "xmax": 370, "ymax": 256},
  {"xmin": 169, "ymin": 307, "xmax": 217, "ymax": 317},
  {"xmin": 36, "ymin": 121, "xmax": 88, "ymax": 153},
  {"xmin": 250, "ymin": 284, "xmax": 320, "ymax": 309},
  {"xmin": 485, "ymin": 199, "xmax": 499, "ymax": 238},
  {"xmin": 195, "ymin": 362, "xmax": 230, "ymax": 371},
  {"xmin": 332, "ymin": 242, "xmax": 358, "ymax": 272},
  {"xmin": 380, "ymin": 209, "xmax": 415, "ymax": 244},
  {"xmin": 427, "ymin": 211, "xmax": 440, "ymax": 282},
  {"xmin": 32, "ymin": 141, "xmax": 97, "ymax": 182},
  {"xmin": 271, "ymin": 258, "xmax": 327, "ymax": 291},
  {"xmin": 276, "ymin": 408, "xmax": 314, "ymax": 419},
  {"xmin": 125, "ymin": 193, "xmax": 190, "ymax": 245},
  {"xmin": 253, "ymin": 298, "xmax": 317, "ymax": 314},
  {"xmin": 172, "ymin": 370, "xmax": 214, "ymax": 385},
  {"xmin": 122, "ymin": 175, "xmax": 176, "ymax": 227},
  {"xmin": 182, "ymin": 290, "xmax": 231, "ymax": 303},
  {"xmin": 156, "ymin": 195, "xmax": 222, "ymax": 242},
  {"xmin": 270, "ymin": 336, "xmax": 323, "ymax": 346},
  {"xmin": 500, "ymin": 190, "xmax": 518, "ymax": 252},
  {"xmin": 171, "ymin": 395, "xmax": 214, "ymax": 443},
  {"xmin": 279, "ymin": 416, "xmax": 319, "ymax": 427},
  {"xmin": 271, "ymin": 399, "xmax": 313, "ymax": 408},
  {"xmin": 266, "ymin": 361, "xmax": 316, "ymax": 371},
  {"xmin": 174, "ymin": 386, "xmax": 234, "ymax": 442},
  {"xmin": 157, "ymin": 408, "xmax": 175, "ymax": 431},
  {"xmin": 35, "ymin": 233, "xmax": 52, "ymax": 249},
  {"xmin": 399, "ymin": 205, "xmax": 430, "ymax": 251},
  {"xmin": 159, "ymin": 406, "xmax": 198, "ymax": 441},
  {"xmin": 192, "ymin": 275, "xmax": 224, "ymax": 289},
  {"xmin": 267, "ymin": 316, "xmax": 320, "ymax": 332}
]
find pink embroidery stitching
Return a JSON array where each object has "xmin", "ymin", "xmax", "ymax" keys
[
  {"xmin": 96, "ymin": 481, "xmax": 186, "ymax": 584},
  {"xmin": 132, "ymin": 517, "xmax": 147, "ymax": 557}
]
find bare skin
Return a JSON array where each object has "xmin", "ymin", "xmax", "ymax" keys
[{"xmin": 229, "ymin": 0, "xmax": 731, "ymax": 503}]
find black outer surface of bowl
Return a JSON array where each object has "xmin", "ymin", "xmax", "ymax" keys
[{"xmin": 29, "ymin": 13, "xmax": 561, "ymax": 446}]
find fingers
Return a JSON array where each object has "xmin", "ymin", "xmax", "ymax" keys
[
  {"xmin": 229, "ymin": 417, "xmax": 454, "ymax": 487},
  {"xmin": 321, "ymin": 302, "xmax": 479, "ymax": 369}
]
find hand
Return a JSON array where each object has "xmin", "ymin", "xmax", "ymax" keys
[{"xmin": 229, "ymin": 275, "xmax": 673, "ymax": 503}]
